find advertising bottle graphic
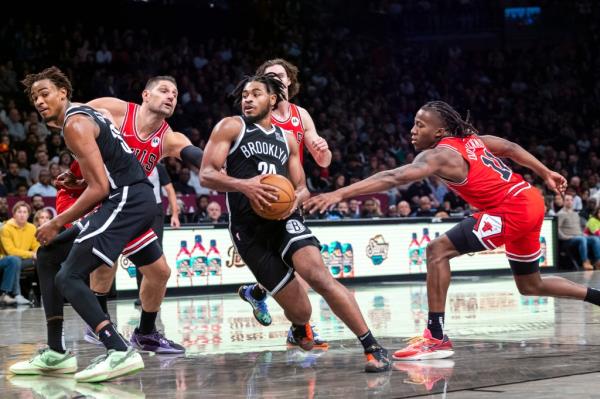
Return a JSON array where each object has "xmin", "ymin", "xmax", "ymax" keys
[
  {"xmin": 329, "ymin": 241, "xmax": 343, "ymax": 278},
  {"xmin": 190, "ymin": 234, "xmax": 208, "ymax": 279},
  {"xmin": 207, "ymin": 239, "xmax": 222, "ymax": 285},
  {"xmin": 419, "ymin": 228, "xmax": 431, "ymax": 270},
  {"xmin": 539, "ymin": 236, "xmax": 547, "ymax": 266},
  {"xmin": 342, "ymin": 243, "xmax": 354, "ymax": 278},
  {"xmin": 408, "ymin": 233, "xmax": 422, "ymax": 272},
  {"xmin": 320, "ymin": 244, "xmax": 332, "ymax": 275},
  {"xmin": 175, "ymin": 240, "xmax": 192, "ymax": 287}
]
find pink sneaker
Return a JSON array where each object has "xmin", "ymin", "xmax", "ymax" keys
[{"xmin": 392, "ymin": 328, "xmax": 454, "ymax": 361}]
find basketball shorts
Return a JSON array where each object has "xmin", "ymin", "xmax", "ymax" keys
[
  {"xmin": 120, "ymin": 204, "xmax": 165, "ymax": 267},
  {"xmin": 230, "ymin": 211, "xmax": 320, "ymax": 295},
  {"xmin": 446, "ymin": 186, "xmax": 545, "ymax": 263},
  {"xmin": 73, "ymin": 182, "xmax": 159, "ymax": 267}
]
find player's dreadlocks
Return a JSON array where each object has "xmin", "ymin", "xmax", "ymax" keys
[
  {"xmin": 231, "ymin": 73, "xmax": 287, "ymax": 110},
  {"xmin": 421, "ymin": 101, "xmax": 479, "ymax": 137}
]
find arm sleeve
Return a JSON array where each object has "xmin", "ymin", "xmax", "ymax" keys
[
  {"xmin": 157, "ymin": 163, "xmax": 171, "ymax": 186},
  {"xmin": 180, "ymin": 145, "xmax": 203, "ymax": 168}
]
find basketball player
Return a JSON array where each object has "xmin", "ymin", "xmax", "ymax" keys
[
  {"xmin": 200, "ymin": 73, "xmax": 390, "ymax": 373},
  {"xmin": 14, "ymin": 66, "xmax": 157, "ymax": 381},
  {"xmin": 238, "ymin": 59, "xmax": 332, "ymax": 348},
  {"xmin": 304, "ymin": 100, "xmax": 600, "ymax": 360}
]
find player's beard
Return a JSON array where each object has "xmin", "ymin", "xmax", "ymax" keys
[{"xmin": 244, "ymin": 104, "xmax": 270, "ymax": 124}]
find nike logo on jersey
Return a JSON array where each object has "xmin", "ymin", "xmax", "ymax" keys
[
  {"xmin": 246, "ymin": 127, "xmax": 259, "ymax": 132},
  {"xmin": 109, "ymin": 193, "xmax": 120, "ymax": 199}
]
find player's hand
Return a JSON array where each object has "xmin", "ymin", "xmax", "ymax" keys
[
  {"xmin": 36, "ymin": 219, "xmax": 61, "ymax": 246},
  {"xmin": 55, "ymin": 171, "xmax": 87, "ymax": 192},
  {"xmin": 311, "ymin": 137, "xmax": 329, "ymax": 153},
  {"xmin": 544, "ymin": 171, "xmax": 567, "ymax": 196},
  {"xmin": 241, "ymin": 175, "xmax": 279, "ymax": 212},
  {"xmin": 280, "ymin": 195, "xmax": 300, "ymax": 220},
  {"xmin": 303, "ymin": 191, "xmax": 343, "ymax": 214},
  {"xmin": 171, "ymin": 213, "xmax": 181, "ymax": 229}
]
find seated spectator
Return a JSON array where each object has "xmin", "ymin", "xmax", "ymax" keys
[
  {"xmin": 326, "ymin": 200, "xmax": 351, "ymax": 220},
  {"xmin": 412, "ymin": 196, "xmax": 437, "ymax": 217},
  {"xmin": 201, "ymin": 201, "xmax": 227, "ymax": 224},
  {"xmin": 558, "ymin": 195, "xmax": 600, "ymax": 270},
  {"xmin": 173, "ymin": 167, "xmax": 196, "ymax": 195},
  {"xmin": 33, "ymin": 209, "xmax": 52, "ymax": 228},
  {"xmin": 0, "ymin": 197, "xmax": 8, "ymax": 222},
  {"xmin": 5, "ymin": 161, "xmax": 26, "ymax": 195},
  {"xmin": 348, "ymin": 199, "xmax": 361, "ymax": 218},
  {"xmin": 191, "ymin": 194, "xmax": 210, "ymax": 223},
  {"xmin": 28, "ymin": 194, "xmax": 46, "ymax": 223},
  {"xmin": 434, "ymin": 210, "xmax": 450, "ymax": 219},
  {"xmin": 15, "ymin": 183, "xmax": 29, "ymax": 199},
  {"xmin": 360, "ymin": 197, "xmax": 383, "ymax": 218},
  {"xmin": 586, "ymin": 207, "xmax": 600, "ymax": 236},
  {"xmin": 27, "ymin": 169, "xmax": 57, "ymax": 197},
  {"xmin": 30, "ymin": 147, "xmax": 50, "ymax": 183},
  {"xmin": 387, "ymin": 204, "xmax": 399, "ymax": 218},
  {"xmin": 397, "ymin": 200, "xmax": 412, "ymax": 217}
]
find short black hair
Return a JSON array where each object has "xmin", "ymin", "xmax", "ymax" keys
[
  {"xmin": 421, "ymin": 101, "xmax": 479, "ymax": 137},
  {"xmin": 22, "ymin": 66, "xmax": 73, "ymax": 102},
  {"xmin": 145, "ymin": 76, "xmax": 177, "ymax": 90},
  {"xmin": 230, "ymin": 73, "xmax": 286, "ymax": 109}
]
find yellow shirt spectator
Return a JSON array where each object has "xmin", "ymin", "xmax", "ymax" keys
[{"xmin": 0, "ymin": 201, "xmax": 40, "ymax": 259}]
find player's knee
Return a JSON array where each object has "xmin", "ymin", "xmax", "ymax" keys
[
  {"xmin": 54, "ymin": 268, "xmax": 69, "ymax": 295},
  {"xmin": 143, "ymin": 260, "xmax": 171, "ymax": 285},
  {"xmin": 426, "ymin": 239, "xmax": 452, "ymax": 267},
  {"xmin": 516, "ymin": 282, "xmax": 540, "ymax": 296}
]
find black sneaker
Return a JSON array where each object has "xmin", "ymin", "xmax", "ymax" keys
[
  {"xmin": 288, "ymin": 324, "xmax": 314, "ymax": 351},
  {"xmin": 364, "ymin": 344, "xmax": 391, "ymax": 373}
]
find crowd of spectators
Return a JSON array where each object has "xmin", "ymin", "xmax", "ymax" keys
[{"xmin": 0, "ymin": 0, "xmax": 597, "ymax": 226}]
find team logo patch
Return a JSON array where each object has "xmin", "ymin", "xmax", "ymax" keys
[
  {"xmin": 286, "ymin": 219, "xmax": 306, "ymax": 234},
  {"xmin": 291, "ymin": 116, "xmax": 300, "ymax": 127},
  {"xmin": 475, "ymin": 214, "xmax": 503, "ymax": 238},
  {"xmin": 151, "ymin": 137, "xmax": 160, "ymax": 148}
]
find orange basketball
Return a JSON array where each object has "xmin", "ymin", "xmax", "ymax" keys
[{"xmin": 251, "ymin": 174, "xmax": 296, "ymax": 220}]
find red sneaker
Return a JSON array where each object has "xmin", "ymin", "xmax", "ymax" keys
[{"xmin": 392, "ymin": 328, "xmax": 454, "ymax": 361}]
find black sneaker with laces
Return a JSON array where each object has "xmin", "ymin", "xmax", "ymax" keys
[
  {"xmin": 289, "ymin": 324, "xmax": 314, "ymax": 351},
  {"xmin": 364, "ymin": 344, "xmax": 391, "ymax": 373}
]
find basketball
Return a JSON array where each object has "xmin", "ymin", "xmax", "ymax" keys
[{"xmin": 251, "ymin": 174, "xmax": 296, "ymax": 220}]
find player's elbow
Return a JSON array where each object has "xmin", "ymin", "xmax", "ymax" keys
[{"xmin": 199, "ymin": 168, "xmax": 213, "ymax": 188}]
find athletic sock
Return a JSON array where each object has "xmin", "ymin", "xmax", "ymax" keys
[
  {"xmin": 94, "ymin": 291, "xmax": 109, "ymax": 317},
  {"xmin": 47, "ymin": 318, "xmax": 65, "ymax": 353},
  {"xmin": 428, "ymin": 312, "xmax": 445, "ymax": 340},
  {"xmin": 358, "ymin": 330, "xmax": 378, "ymax": 350},
  {"xmin": 250, "ymin": 284, "xmax": 267, "ymax": 301},
  {"xmin": 98, "ymin": 323, "xmax": 128, "ymax": 351},
  {"xmin": 139, "ymin": 310, "xmax": 158, "ymax": 335},
  {"xmin": 585, "ymin": 287, "xmax": 600, "ymax": 306}
]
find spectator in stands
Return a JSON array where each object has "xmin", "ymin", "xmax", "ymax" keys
[
  {"xmin": 360, "ymin": 197, "xmax": 383, "ymax": 218},
  {"xmin": 428, "ymin": 176, "xmax": 448, "ymax": 206},
  {"xmin": 58, "ymin": 151, "xmax": 74, "ymax": 173},
  {"xmin": 173, "ymin": 167, "xmax": 196, "ymax": 195},
  {"xmin": 348, "ymin": 199, "xmax": 361, "ymax": 218},
  {"xmin": 5, "ymin": 161, "xmax": 26, "ymax": 195},
  {"xmin": 202, "ymin": 201, "xmax": 227, "ymax": 224},
  {"xmin": 585, "ymin": 207, "xmax": 600, "ymax": 237},
  {"xmin": 191, "ymin": 194, "xmax": 210, "ymax": 223},
  {"xmin": 15, "ymin": 151, "xmax": 31, "ymax": 183},
  {"xmin": 28, "ymin": 194, "xmax": 45, "ymax": 223},
  {"xmin": 0, "ymin": 108, "xmax": 25, "ymax": 142},
  {"xmin": 548, "ymin": 193, "xmax": 564, "ymax": 216},
  {"xmin": 0, "ymin": 201, "xmax": 39, "ymax": 304},
  {"xmin": 558, "ymin": 194, "xmax": 600, "ymax": 270},
  {"xmin": 15, "ymin": 184, "xmax": 29, "ymax": 199},
  {"xmin": 412, "ymin": 196, "xmax": 437, "ymax": 217},
  {"xmin": 32, "ymin": 209, "xmax": 52, "ymax": 228},
  {"xmin": 0, "ymin": 254, "xmax": 23, "ymax": 305},
  {"xmin": 27, "ymin": 170, "xmax": 57, "ymax": 197},
  {"xmin": 397, "ymin": 200, "xmax": 412, "ymax": 217},
  {"xmin": 0, "ymin": 197, "xmax": 8, "ymax": 222},
  {"xmin": 387, "ymin": 204, "xmax": 399, "ymax": 218},
  {"xmin": 29, "ymin": 148, "xmax": 50, "ymax": 183}
]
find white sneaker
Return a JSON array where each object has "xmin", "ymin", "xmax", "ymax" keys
[
  {"xmin": 75, "ymin": 347, "xmax": 144, "ymax": 382},
  {"xmin": 14, "ymin": 294, "xmax": 31, "ymax": 305},
  {"xmin": 9, "ymin": 348, "xmax": 78, "ymax": 375},
  {"xmin": 1, "ymin": 293, "xmax": 16, "ymax": 305}
]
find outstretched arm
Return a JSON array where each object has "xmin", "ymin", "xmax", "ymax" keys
[
  {"xmin": 303, "ymin": 148, "xmax": 448, "ymax": 214},
  {"xmin": 480, "ymin": 135, "xmax": 567, "ymax": 195},
  {"xmin": 86, "ymin": 97, "xmax": 128, "ymax": 124},
  {"xmin": 299, "ymin": 107, "xmax": 331, "ymax": 167}
]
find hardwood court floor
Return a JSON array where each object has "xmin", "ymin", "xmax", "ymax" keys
[{"xmin": 3, "ymin": 272, "xmax": 600, "ymax": 398}]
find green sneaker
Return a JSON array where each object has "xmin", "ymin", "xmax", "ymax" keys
[
  {"xmin": 74, "ymin": 347, "xmax": 144, "ymax": 383},
  {"xmin": 8, "ymin": 375, "xmax": 77, "ymax": 399},
  {"xmin": 9, "ymin": 348, "xmax": 77, "ymax": 375},
  {"xmin": 238, "ymin": 284, "xmax": 272, "ymax": 326}
]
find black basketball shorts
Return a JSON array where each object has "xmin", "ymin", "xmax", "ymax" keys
[{"xmin": 230, "ymin": 212, "xmax": 320, "ymax": 295}]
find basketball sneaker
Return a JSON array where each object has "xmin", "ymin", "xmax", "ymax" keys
[
  {"xmin": 84, "ymin": 325, "xmax": 103, "ymax": 346},
  {"xmin": 287, "ymin": 325, "xmax": 328, "ymax": 349},
  {"xmin": 238, "ymin": 284, "xmax": 272, "ymax": 326},
  {"xmin": 74, "ymin": 347, "xmax": 144, "ymax": 383},
  {"xmin": 392, "ymin": 328, "xmax": 454, "ymax": 361},
  {"xmin": 364, "ymin": 344, "xmax": 391, "ymax": 373},
  {"xmin": 9, "ymin": 348, "xmax": 78, "ymax": 375},
  {"xmin": 286, "ymin": 323, "xmax": 314, "ymax": 351},
  {"xmin": 393, "ymin": 359, "xmax": 455, "ymax": 391},
  {"xmin": 129, "ymin": 327, "xmax": 186, "ymax": 354}
]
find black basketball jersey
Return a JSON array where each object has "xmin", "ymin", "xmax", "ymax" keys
[
  {"xmin": 63, "ymin": 104, "xmax": 148, "ymax": 190},
  {"xmin": 226, "ymin": 116, "xmax": 291, "ymax": 223}
]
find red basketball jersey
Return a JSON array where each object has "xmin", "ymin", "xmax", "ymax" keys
[
  {"xmin": 437, "ymin": 135, "xmax": 528, "ymax": 211},
  {"xmin": 55, "ymin": 160, "xmax": 83, "ymax": 217},
  {"xmin": 120, "ymin": 102, "xmax": 170, "ymax": 175},
  {"xmin": 272, "ymin": 103, "xmax": 305, "ymax": 163}
]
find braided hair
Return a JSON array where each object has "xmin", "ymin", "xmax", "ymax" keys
[
  {"xmin": 421, "ymin": 101, "xmax": 479, "ymax": 137},
  {"xmin": 231, "ymin": 73, "xmax": 287, "ymax": 110}
]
